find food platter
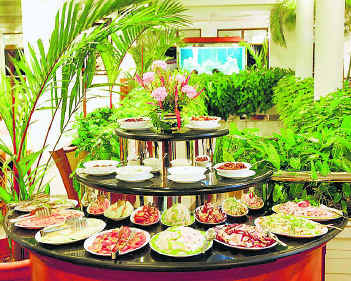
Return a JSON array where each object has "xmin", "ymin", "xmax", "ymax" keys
[
  {"xmin": 14, "ymin": 209, "xmax": 84, "ymax": 230},
  {"xmin": 254, "ymin": 214, "xmax": 329, "ymax": 238},
  {"xmin": 130, "ymin": 205, "xmax": 160, "ymax": 226},
  {"xmin": 185, "ymin": 123, "xmax": 221, "ymax": 131},
  {"xmin": 118, "ymin": 117, "xmax": 152, "ymax": 130},
  {"xmin": 213, "ymin": 224, "xmax": 278, "ymax": 251},
  {"xmin": 241, "ymin": 192, "xmax": 264, "ymax": 210},
  {"xmin": 194, "ymin": 203, "xmax": 227, "ymax": 225},
  {"xmin": 149, "ymin": 226, "xmax": 212, "ymax": 257},
  {"xmin": 217, "ymin": 170, "xmax": 256, "ymax": 179},
  {"xmin": 35, "ymin": 218, "xmax": 106, "ymax": 245},
  {"xmin": 14, "ymin": 198, "xmax": 78, "ymax": 213},
  {"xmin": 272, "ymin": 201, "xmax": 343, "ymax": 222},
  {"xmin": 87, "ymin": 199, "xmax": 110, "ymax": 216},
  {"xmin": 222, "ymin": 198, "xmax": 249, "ymax": 218},
  {"xmin": 160, "ymin": 204, "xmax": 195, "ymax": 227},
  {"xmin": 84, "ymin": 226, "xmax": 150, "ymax": 256},
  {"xmin": 104, "ymin": 201, "xmax": 134, "ymax": 221}
]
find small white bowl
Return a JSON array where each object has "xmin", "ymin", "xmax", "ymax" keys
[
  {"xmin": 168, "ymin": 166, "xmax": 206, "ymax": 177},
  {"xmin": 195, "ymin": 155, "xmax": 210, "ymax": 167},
  {"xmin": 189, "ymin": 116, "xmax": 221, "ymax": 128},
  {"xmin": 116, "ymin": 165, "xmax": 153, "ymax": 177},
  {"xmin": 170, "ymin": 159, "xmax": 192, "ymax": 167},
  {"xmin": 118, "ymin": 117, "xmax": 151, "ymax": 130},
  {"xmin": 214, "ymin": 162, "xmax": 251, "ymax": 177}
]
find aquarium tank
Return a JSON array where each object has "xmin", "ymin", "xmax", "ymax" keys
[{"xmin": 178, "ymin": 46, "xmax": 246, "ymax": 75}]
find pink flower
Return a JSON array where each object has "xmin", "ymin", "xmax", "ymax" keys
[
  {"xmin": 182, "ymin": 85, "xmax": 198, "ymax": 99},
  {"xmin": 152, "ymin": 60, "xmax": 167, "ymax": 71},
  {"xmin": 151, "ymin": 87, "xmax": 168, "ymax": 102},
  {"xmin": 175, "ymin": 74, "xmax": 185, "ymax": 84},
  {"xmin": 142, "ymin": 72, "xmax": 155, "ymax": 85}
]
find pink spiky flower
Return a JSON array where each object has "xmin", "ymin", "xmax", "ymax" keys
[{"xmin": 151, "ymin": 87, "xmax": 168, "ymax": 102}]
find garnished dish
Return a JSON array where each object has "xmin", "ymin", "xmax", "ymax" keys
[
  {"xmin": 272, "ymin": 200, "xmax": 343, "ymax": 221},
  {"xmin": 222, "ymin": 198, "xmax": 249, "ymax": 217},
  {"xmin": 87, "ymin": 198, "xmax": 110, "ymax": 215},
  {"xmin": 216, "ymin": 162, "xmax": 249, "ymax": 170},
  {"xmin": 214, "ymin": 162, "xmax": 255, "ymax": 178},
  {"xmin": 84, "ymin": 226, "xmax": 150, "ymax": 256},
  {"xmin": 14, "ymin": 198, "xmax": 78, "ymax": 212},
  {"xmin": 241, "ymin": 192, "xmax": 264, "ymax": 210},
  {"xmin": 187, "ymin": 116, "xmax": 221, "ymax": 130},
  {"xmin": 15, "ymin": 209, "xmax": 83, "ymax": 229},
  {"xmin": 195, "ymin": 202, "xmax": 227, "ymax": 225},
  {"xmin": 82, "ymin": 160, "xmax": 119, "ymax": 176},
  {"xmin": 161, "ymin": 204, "xmax": 194, "ymax": 226},
  {"xmin": 149, "ymin": 226, "xmax": 212, "ymax": 257},
  {"xmin": 255, "ymin": 213, "xmax": 329, "ymax": 238},
  {"xmin": 213, "ymin": 224, "xmax": 277, "ymax": 250},
  {"xmin": 195, "ymin": 155, "xmax": 210, "ymax": 167},
  {"xmin": 191, "ymin": 116, "xmax": 220, "ymax": 121},
  {"xmin": 130, "ymin": 205, "xmax": 160, "ymax": 226},
  {"xmin": 35, "ymin": 218, "xmax": 106, "ymax": 245},
  {"xmin": 118, "ymin": 117, "xmax": 151, "ymax": 130},
  {"xmin": 104, "ymin": 200, "xmax": 134, "ymax": 221}
]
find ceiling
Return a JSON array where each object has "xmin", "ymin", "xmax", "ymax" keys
[{"xmin": 0, "ymin": 0, "xmax": 22, "ymax": 34}]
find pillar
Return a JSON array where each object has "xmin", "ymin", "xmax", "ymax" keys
[
  {"xmin": 314, "ymin": 0, "xmax": 345, "ymax": 100},
  {"xmin": 296, "ymin": 0, "xmax": 314, "ymax": 78}
]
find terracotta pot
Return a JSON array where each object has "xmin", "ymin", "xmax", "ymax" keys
[{"xmin": 0, "ymin": 238, "xmax": 31, "ymax": 281}]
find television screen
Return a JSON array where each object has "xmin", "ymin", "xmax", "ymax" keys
[{"xmin": 179, "ymin": 46, "xmax": 246, "ymax": 75}]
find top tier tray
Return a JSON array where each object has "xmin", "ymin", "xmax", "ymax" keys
[{"xmin": 115, "ymin": 124, "xmax": 229, "ymax": 142}]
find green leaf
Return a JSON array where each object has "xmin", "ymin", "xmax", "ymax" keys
[
  {"xmin": 342, "ymin": 183, "xmax": 351, "ymax": 197},
  {"xmin": 333, "ymin": 192, "xmax": 342, "ymax": 203}
]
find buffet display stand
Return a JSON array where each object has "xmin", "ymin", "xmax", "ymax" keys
[{"xmin": 4, "ymin": 127, "xmax": 347, "ymax": 281}]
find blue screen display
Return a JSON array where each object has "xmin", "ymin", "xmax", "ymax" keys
[{"xmin": 179, "ymin": 46, "xmax": 246, "ymax": 74}]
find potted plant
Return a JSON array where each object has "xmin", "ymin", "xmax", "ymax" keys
[
  {"xmin": 0, "ymin": 0, "xmax": 188, "ymax": 279},
  {"xmin": 135, "ymin": 61, "xmax": 204, "ymax": 132}
]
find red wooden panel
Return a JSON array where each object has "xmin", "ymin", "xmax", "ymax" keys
[{"xmin": 183, "ymin": 37, "xmax": 243, "ymax": 43}]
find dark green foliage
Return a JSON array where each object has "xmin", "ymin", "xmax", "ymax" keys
[
  {"xmin": 72, "ymin": 108, "xmax": 120, "ymax": 161},
  {"xmin": 191, "ymin": 68, "xmax": 293, "ymax": 119}
]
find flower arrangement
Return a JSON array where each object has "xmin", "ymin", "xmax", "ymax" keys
[{"xmin": 135, "ymin": 60, "xmax": 203, "ymax": 131}]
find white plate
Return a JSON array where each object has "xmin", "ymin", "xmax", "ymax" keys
[
  {"xmin": 84, "ymin": 227, "xmax": 150, "ymax": 256},
  {"xmin": 168, "ymin": 174, "xmax": 206, "ymax": 183},
  {"xmin": 82, "ymin": 167, "xmax": 117, "ymax": 176},
  {"xmin": 213, "ymin": 225, "xmax": 278, "ymax": 251},
  {"xmin": 120, "ymin": 124, "xmax": 152, "ymax": 131},
  {"xmin": 116, "ymin": 173, "xmax": 153, "ymax": 182},
  {"xmin": 14, "ymin": 210, "xmax": 84, "ymax": 230},
  {"xmin": 35, "ymin": 218, "xmax": 106, "ymax": 245},
  {"xmin": 14, "ymin": 199, "xmax": 78, "ymax": 213},
  {"xmin": 83, "ymin": 160, "xmax": 119, "ymax": 169},
  {"xmin": 194, "ymin": 206, "xmax": 227, "ymax": 225},
  {"xmin": 130, "ymin": 206, "xmax": 160, "ymax": 226},
  {"xmin": 254, "ymin": 217, "xmax": 329, "ymax": 238},
  {"xmin": 118, "ymin": 117, "xmax": 151, "ymax": 130},
  {"xmin": 149, "ymin": 227, "xmax": 212, "ymax": 257},
  {"xmin": 271, "ymin": 204, "xmax": 342, "ymax": 222},
  {"xmin": 217, "ymin": 169, "xmax": 256, "ymax": 179},
  {"xmin": 186, "ymin": 123, "xmax": 221, "ymax": 130},
  {"xmin": 168, "ymin": 166, "xmax": 207, "ymax": 176},
  {"xmin": 116, "ymin": 166, "xmax": 153, "ymax": 176}
]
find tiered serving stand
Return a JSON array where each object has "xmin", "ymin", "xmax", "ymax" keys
[{"xmin": 4, "ymin": 125, "xmax": 347, "ymax": 281}]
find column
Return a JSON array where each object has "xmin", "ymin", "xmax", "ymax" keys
[
  {"xmin": 314, "ymin": 0, "xmax": 345, "ymax": 100},
  {"xmin": 295, "ymin": 0, "xmax": 314, "ymax": 78}
]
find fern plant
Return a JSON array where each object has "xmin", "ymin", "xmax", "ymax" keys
[{"xmin": 0, "ymin": 0, "xmax": 188, "ymax": 202}]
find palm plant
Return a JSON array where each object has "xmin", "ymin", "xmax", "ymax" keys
[{"xmin": 0, "ymin": 0, "xmax": 188, "ymax": 203}]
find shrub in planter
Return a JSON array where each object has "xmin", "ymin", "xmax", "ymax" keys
[{"xmin": 191, "ymin": 67, "xmax": 292, "ymax": 119}]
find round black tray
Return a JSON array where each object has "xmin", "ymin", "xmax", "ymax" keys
[
  {"xmin": 5, "ymin": 211, "xmax": 347, "ymax": 272},
  {"xmin": 75, "ymin": 169, "xmax": 273, "ymax": 196},
  {"xmin": 115, "ymin": 124, "xmax": 229, "ymax": 142}
]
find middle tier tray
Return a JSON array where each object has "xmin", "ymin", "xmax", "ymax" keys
[{"xmin": 75, "ymin": 169, "xmax": 273, "ymax": 196}]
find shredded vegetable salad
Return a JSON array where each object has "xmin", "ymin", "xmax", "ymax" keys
[
  {"xmin": 241, "ymin": 192, "xmax": 264, "ymax": 209},
  {"xmin": 222, "ymin": 198, "xmax": 248, "ymax": 216},
  {"xmin": 150, "ymin": 226, "xmax": 208, "ymax": 256},
  {"xmin": 214, "ymin": 224, "xmax": 276, "ymax": 249},
  {"xmin": 196, "ymin": 202, "xmax": 226, "ymax": 224},
  {"xmin": 255, "ymin": 213, "xmax": 328, "ymax": 237}
]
